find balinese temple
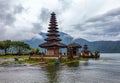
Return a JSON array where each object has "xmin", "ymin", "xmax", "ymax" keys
[
  {"xmin": 39, "ymin": 12, "xmax": 66, "ymax": 55},
  {"xmin": 82, "ymin": 44, "xmax": 90, "ymax": 56},
  {"xmin": 67, "ymin": 42, "xmax": 82, "ymax": 58}
]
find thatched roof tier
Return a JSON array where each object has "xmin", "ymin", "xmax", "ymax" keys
[
  {"xmin": 49, "ymin": 24, "xmax": 58, "ymax": 26},
  {"xmin": 47, "ymin": 30, "xmax": 59, "ymax": 32},
  {"xmin": 45, "ymin": 37, "xmax": 61, "ymax": 41},
  {"xmin": 68, "ymin": 42, "xmax": 82, "ymax": 48},
  {"xmin": 39, "ymin": 42, "xmax": 66, "ymax": 48},
  {"xmin": 48, "ymin": 27, "xmax": 58, "ymax": 29},
  {"xmin": 46, "ymin": 33, "xmax": 60, "ymax": 36}
]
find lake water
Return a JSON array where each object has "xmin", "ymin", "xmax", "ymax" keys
[{"xmin": 0, "ymin": 53, "xmax": 120, "ymax": 83}]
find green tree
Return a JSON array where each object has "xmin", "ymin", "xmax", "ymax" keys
[
  {"xmin": 0, "ymin": 40, "xmax": 30, "ymax": 55},
  {"xmin": 0, "ymin": 41, "xmax": 4, "ymax": 54},
  {"xmin": 0, "ymin": 40, "xmax": 11, "ymax": 55},
  {"xmin": 11, "ymin": 41, "xmax": 30, "ymax": 55},
  {"xmin": 30, "ymin": 48, "xmax": 40, "ymax": 55}
]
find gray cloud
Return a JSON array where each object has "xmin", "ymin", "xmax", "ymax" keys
[
  {"xmin": 39, "ymin": 8, "xmax": 50, "ymax": 22},
  {"xmin": 58, "ymin": 0, "xmax": 72, "ymax": 10},
  {"xmin": 32, "ymin": 22, "xmax": 42, "ymax": 33},
  {"xmin": 105, "ymin": 8, "xmax": 120, "ymax": 17},
  {"xmin": 0, "ymin": 0, "xmax": 120, "ymax": 41},
  {"xmin": 73, "ymin": 7, "xmax": 120, "ymax": 41},
  {"xmin": 14, "ymin": 5, "xmax": 24, "ymax": 14},
  {"xmin": 5, "ymin": 13, "xmax": 15, "ymax": 25},
  {"xmin": 0, "ymin": 0, "xmax": 24, "ymax": 26},
  {"xmin": 105, "ymin": 22, "xmax": 120, "ymax": 33},
  {"xmin": 31, "ymin": 8, "xmax": 50, "ymax": 34},
  {"xmin": 73, "ymin": 24, "xmax": 86, "ymax": 31},
  {"xmin": 0, "ymin": 25, "xmax": 6, "ymax": 36},
  {"xmin": 0, "ymin": 0, "xmax": 26, "ymax": 40},
  {"xmin": 0, "ymin": 0, "xmax": 14, "ymax": 25},
  {"xmin": 87, "ymin": 8, "xmax": 120, "ymax": 23}
]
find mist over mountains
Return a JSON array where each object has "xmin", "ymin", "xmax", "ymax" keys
[{"xmin": 24, "ymin": 32, "xmax": 120, "ymax": 53}]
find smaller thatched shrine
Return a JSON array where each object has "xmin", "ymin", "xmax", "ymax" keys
[
  {"xmin": 81, "ymin": 44, "xmax": 90, "ymax": 57},
  {"xmin": 67, "ymin": 42, "xmax": 82, "ymax": 58}
]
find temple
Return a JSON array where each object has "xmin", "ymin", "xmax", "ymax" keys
[
  {"xmin": 67, "ymin": 42, "xmax": 82, "ymax": 58},
  {"xmin": 38, "ymin": 12, "xmax": 100, "ymax": 59},
  {"xmin": 81, "ymin": 44, "xmax": 90, "ymax": 57},
  {"xmin": 39, "ymin": 12, "xmax": 66, "ymax": 55}
]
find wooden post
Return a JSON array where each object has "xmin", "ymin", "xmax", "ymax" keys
[{"xmin": 54, "ymin": 47, "xmax": 55, "ymax": 55}]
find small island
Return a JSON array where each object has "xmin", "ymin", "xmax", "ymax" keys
[
  {"xmin": 0, "ymin": 12, "xmax": 100, "ymax": 66},
  {"xmin": 29, "ymin": 12, "xmax": 100, "ymax": 65}
]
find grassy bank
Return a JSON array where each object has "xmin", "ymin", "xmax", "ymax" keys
[
  {"xmin": 0, "ymin": 55, "xmax": 88, "ymax": 66},
  {"xmin": 0, "ymin": 55, "xmax": 29, "ymax": 65},
  {"xmin": 17, "ymin": 58, "xmax": 88, "ymax": 66},
  {"xmin": 0, "ymin": 55, "xmax": 28, "ymax": 59}
]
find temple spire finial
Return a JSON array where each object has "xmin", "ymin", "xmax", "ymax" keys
[{"xmin": 51, "ymin": 12, "xmax": 55, "ymax": 15}]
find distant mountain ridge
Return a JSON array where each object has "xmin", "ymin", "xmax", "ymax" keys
[{"xmin": 24, "ymin": 32, "xmax": 120, "ymax": 53}]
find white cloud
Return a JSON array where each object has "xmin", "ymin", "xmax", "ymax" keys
[{"xmin": 0, "ymin": 0, "xmax": 120, "ymax": 41}]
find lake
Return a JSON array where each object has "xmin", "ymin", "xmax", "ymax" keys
[{"xmin": 0, "ymin": 53, "xmax": 120, "ymax": 83}]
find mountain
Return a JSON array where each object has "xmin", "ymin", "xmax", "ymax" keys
[
  {"xmin": 24, "ymin": 32, "xmax": 120, "ymax": 53},
  {"xmin": 24, "ymin": 32, "xmax": 73, "ymax": 48},
  {"xmin": 91, "ymin": 41, "xmax": 120, "ymax": 53}
]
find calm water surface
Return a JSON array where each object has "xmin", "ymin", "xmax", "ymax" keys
[{"xmin": 0, "ymin": 53, "xmax": 120, "ymax": 83}]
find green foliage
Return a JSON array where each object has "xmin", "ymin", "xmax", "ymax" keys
[
  {"xmin": 0, "ymin": 55, "xmax": 28, "ymax": 59},
  {"xmin": 0, "ymin": 40, "xmax": 11, "ymax": 55},
  {"xmin": 11, "ymin": 41, "xmax": 30, "ymax": 55},
  {"xmin": 0, "ymin": 40, "xmax": 31, "ymax": 55},
  {"xmin": 30, "ymin": 48, "xmax": 40, "ymax": 55},
  {"xmin": 19, "ymin": 58, "xmax": 88, "ymax": 65},
  {"xmin": 20, "ymin": 58, "xmax": 42, "ymax": 63}
]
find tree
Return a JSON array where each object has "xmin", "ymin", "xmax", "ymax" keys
[
  {"xmin": 0, "ymin": 40, "xmax": 11, "ymax": 55},
  {"xmin": 0, "ymin": 41, "xmax": 4, "ymax": 54},
  {"xmin": 11, "ymin": 41, "xmax": 30, "ymax": 55},
  {"xmin": 0, "ymin": 40, "xmax": 30, "ymax": 55},
  {"xmin": 30, "ymin": 48, "xmax": 40, "ymax": 55}
]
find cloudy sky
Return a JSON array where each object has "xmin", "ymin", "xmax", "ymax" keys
[{"xmin": 0, "ymin": 0, "xmax": 120, "ymax": 41}]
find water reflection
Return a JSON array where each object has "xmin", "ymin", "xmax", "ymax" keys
[
  {"xmin": 67, "ymin": 62, "xmax": 79, "ymax": 67},
  {"xmin": 0, "ymin": 54, "xmax": 120, "ymax": 83},
  {"xmin": 43, "ymin": 65, "xmax": 60, "ymax": 83},
  {"xmin": 83, "ymin": 61, "xmax": 89, "ymax": 66},
  {"xmin": 41, "ymin": 62, "xmax": 81, "ymax": 83},
  {"xmin": 43, "ymin": 62, "xmax": 80, "ymax": 83}
]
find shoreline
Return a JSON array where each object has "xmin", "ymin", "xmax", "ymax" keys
[{"xmin": 0, "ymin": 56, "xmax": 88, "ymax": 67}]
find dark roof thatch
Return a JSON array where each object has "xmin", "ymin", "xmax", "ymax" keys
[
  {"xmin": 68, "ymin": 42, "xmax": 82, "ymax": 48},
  {"xmin": 45, "ymin": 37, "xmax": 61, "ymax": 41},
  {"xmin": 39, "ymin": 42, "xmax": 66, "ymax": 48},
  {"xmin": 46, "ymin": 33, "xmax": 60, "ymax": 36}
]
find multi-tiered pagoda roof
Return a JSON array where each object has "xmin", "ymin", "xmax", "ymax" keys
[{"xmin": 39, "ymin": 12, "xmax": 66, "ymax": 48}]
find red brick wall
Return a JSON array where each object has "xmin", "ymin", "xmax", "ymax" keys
[{"xmin": 47, "ymin": 48, "xmax": 59, "ymax": 55}]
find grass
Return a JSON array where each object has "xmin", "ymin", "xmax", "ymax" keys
[
  {"xmin": 0, "ymin": 55, "xmax": 29, "ymax": 65},
  {"xmin": 17, "ymin": 58, "xmax": 56, "ymax": 65},
  {"xmin": 18, "ymin": 58, "xmax": 43, "ymax": 64},
  {"xmin": 17, "ymin": 58, "xmax": 88, "ymax": 65},
  {"xmin": 0, "ymin": 55, "xmax": 88, "ymax": 66},
  {"xmin": 0, "ymin": 55, "xmax": 28, "ymax": 59}
]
